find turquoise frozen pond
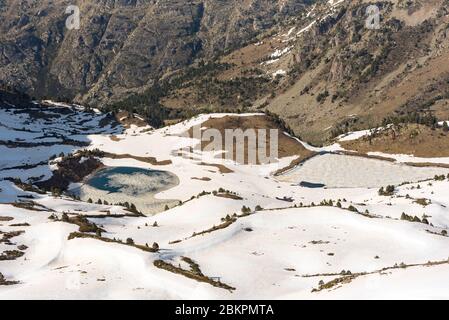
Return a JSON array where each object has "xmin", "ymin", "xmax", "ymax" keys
[{"xmin": 71, "ymin": 167, "xmax": 180, "ymax": 214}]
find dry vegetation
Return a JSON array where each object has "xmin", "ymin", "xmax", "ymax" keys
[
  {"xmin": 102, "ymin": 152, "xmax": 172, "ymax": 166},
  {"xmin": 197, "ymin": 162, "xmax": 234, "ymax": 174},
  {"xmin": 341, "ymin": 124, "xmax": 449, "ymax": 158},
  {"xmin": 153, "ymin": 257, "xmax": 235, "ymax": 291},
  {"xmin": 310, "ymin": 257, "xmax": 449, "ymax": 293},
  {"xmin": 187, "ymin": 115, "xmax": 315, "ymax": 166},
  {"xmin": 191, "ymin": 177, "xmax": 212, "ymax": 181},
  {"xmin": 114, "ymin": 111, "xmax": 149, "ymax": 128},
  {"xmin": 67, "ymin": 232, "xmax": 159, "ymax": 253}
]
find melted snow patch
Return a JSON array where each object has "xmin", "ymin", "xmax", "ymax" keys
[
  {"xmin": 270, "ymin": 46, "xmax": 293, "ymax": 59},
  {"xmin": 297, "ymin": 20, "xmax": 316, "ymax": 36},
  {"xmin": 272, "ymin": 70, "xmax": 287, "ymax": 78},
  {"xmin": 262, "ymin": 58, "xmax": 280, "ymax": 65}
]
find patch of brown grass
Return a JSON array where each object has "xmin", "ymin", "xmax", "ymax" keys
[
  {"xmin": 341, "ymin": 124, "xmax": 449, "ymax": 158},
  {"xmin": 191, "ymin": 177, "xmax": 212, "ymax": 181},
  {"xmin": 187, "ymin": 115, "xmax": 315, "ymax": 166},
  {"xmin": 102, "ymin": 152, "xmax": 172, "ymax": 166},
  {"xmin": 109, "ymin": 135, "xmax": 122, "ymax": 142}
]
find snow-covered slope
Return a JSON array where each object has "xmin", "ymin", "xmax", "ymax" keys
[{"xmin": 1, "ymin": 101, "xmax": 449, "ymax": 299}]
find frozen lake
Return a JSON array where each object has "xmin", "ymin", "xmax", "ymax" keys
[
  {"xmin": 71, "ymin": 167, "xmax": 180, "ymax": 214},
  {"xmin": 277, "ymin": 154, "xmax": 449, "ymax": 188}
]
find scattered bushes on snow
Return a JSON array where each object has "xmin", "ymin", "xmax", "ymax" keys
[
  {"xmin": 0, "ymin": 250, "xmax": 24, "ymax": 261},
  {"xmin": 241, "ymin": 206, "xmax": 252, "ymax": 214},
  {"xmin": 67, "ymin": 232, "xmax": 159, "ymax": 252},
  {"xmin": 401, "ymin": 212, "xmax": 426, "ymax": 224},
  {"xmin": 378, "ymin": 185, "xmax": 395, "ymax": 196},
  {"xmin": 414, "ymin": 198, "xmax": 431, "ymax": 207},
  {"xmin": 153, "ymin": 259, "xmax": 235, "ymax": 291}
]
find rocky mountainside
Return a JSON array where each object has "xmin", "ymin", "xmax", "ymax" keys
[
  {"xmin": 0, "ymin": 0, "xmax": 310, "ymax": 105},
  {"xmin": 263, "ymin": 0, "xmax": 449, "ymax": 143},
  {"xmin": 155, "ymin": 0, "xmax": 449, "ymax": 144},
  {"xmin": 1, "ymin": 0, "xmax": 449, "ymax": 144}
]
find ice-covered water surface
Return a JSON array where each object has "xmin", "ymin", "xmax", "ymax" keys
[
  {"xmin": 277, "ymin": 154, "xmax": 449, "ymax": 188},
  {"xmin": 71, "ymin": 167, "xmax": 180, "ymax": 214}
]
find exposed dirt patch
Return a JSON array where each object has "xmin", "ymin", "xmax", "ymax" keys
[
  {"xmin": 102, "ymin": 152, "xmax": 172, "ymax": 166},
  {"xmin": 109, "ymin": 135, "xmax": 122, "ymax": 142},
  {"xmin": 188, "ymin": 115, "xmax": 314, "ymax": 165},
  {"xmin": 11, "ymin": 201, "xmax": 50, "ymax": 212},
  {"xmin": 191, "ymin": 177, "xmax": 211, "ymax": 181},
  {"xmin": 154, "ymin": 258, "xmax": 235, "ymax": 291}
]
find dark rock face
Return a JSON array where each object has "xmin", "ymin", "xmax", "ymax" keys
[{"xmin": 0, "ymin": 0, "xmax": 308, "ymax": 105}]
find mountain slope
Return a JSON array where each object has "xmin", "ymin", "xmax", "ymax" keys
[
  {"xmin": 0, "ymin": 0, "xmax": 311, "ymax": 105},
  {"xmin": 2, "ymin": 93, "xmax": 449, "ymax": 299},
  {"xmin": 265, "ymin": 0, "xmax": 449, "ymax": 143},
  {"xmin": 2, "ymin": 0, "xmax": 449, "ymax": 145},
  {"xmin": 151, "ymin": 0, "xmax": 449, "ymax": 144}
]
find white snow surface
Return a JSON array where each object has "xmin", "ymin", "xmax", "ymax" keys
[{"xmin": 1, "ymin": 102, "xmax": 449, "ymax": 299}]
